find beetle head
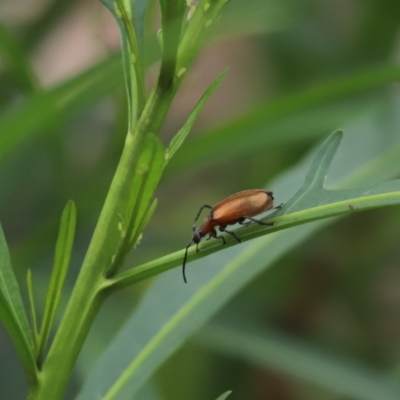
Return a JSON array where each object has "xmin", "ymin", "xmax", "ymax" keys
[{"xmin": 192, "ymin": 228, "xmax": 201, "ymax": 244}]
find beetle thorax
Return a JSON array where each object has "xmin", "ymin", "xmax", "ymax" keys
[{"xmin": 194, "ymin": 216, "xmax": 215, "ymax": 239}]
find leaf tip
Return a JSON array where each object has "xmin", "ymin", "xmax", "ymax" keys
[{"xmin": 331, "ymin": 129, "xmax": 345, "ymax": 141}]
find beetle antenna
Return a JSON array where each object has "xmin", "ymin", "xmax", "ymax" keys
[
  {"xmin": 182, "ymin": 241, "xmax": 193, "ymax": 284},
  {"xmin": 193, "ymin": 204, "xmax": 212, "ymax": 226}
]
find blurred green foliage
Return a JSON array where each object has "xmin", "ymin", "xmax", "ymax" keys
[{"xmin": 1, "ymin": 0, "xmax": 400, "ymax": 399}]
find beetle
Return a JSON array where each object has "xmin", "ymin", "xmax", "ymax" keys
[{"xmin": 182, "ymin": 189, "xmax": 282, "ymax": 283}]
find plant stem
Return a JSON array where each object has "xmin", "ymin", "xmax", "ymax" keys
[
  {"xmin": 28, "ymin": 77, "xmax": 176, "ymax": 399},
  {"xmin": 27, "ymin": 2, "xmax": 232, "ymax": 396}
]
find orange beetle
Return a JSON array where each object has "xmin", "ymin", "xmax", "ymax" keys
[{"xmin": 182, "ymin": 189, "xmax": 282, "ymax": 283}]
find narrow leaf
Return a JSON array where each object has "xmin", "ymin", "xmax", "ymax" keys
[
  {"xmin": 165, "ymin": 69, "xmax": 228, "ymax": 165},
  {"xmin": 0, "ymin": 222, "xmax": 36, "ymax": 379},
  {"xmin": 129, "ymin": 198, "xmax": 158, "ymax": 248},
  {"xmin": 26, "ymin": 269, "xmax": 38, "ymax": 346},
  {"xmin": 0, "ymin": 223, "xmax": 32, "ymax": 344},
  {"xmin": 124, "ymin": 135, "xmax": 164, "ymax": 249},
  {"xmin": 1, "ymin": 61, "xmax": 399, "ymax": 168},
  {"xmin": 132, "ymin": 0, "xmax": 150, "ymax": 53},
  {"xmin": 100, "ymin": 0, "xmax": 146, "ymax": 122},
  {"xmin": 279, "ymin": 130, "xmax": 344, "ymax": 212},
  {"xmin": 108, "ymin": 136, "xmax": 164, "ymax": 276},
  {"xmin": 158, "ymin": 0, "xmax": 186, "ymax": 87},
  {"xmin": 168, "ymin": 64, "xmax": 400, "ymax": 174},
  {"xmin": 38, "ymin": 200, "xmax": 77, "ymax": 362},
  {"xmin": 177, "ymin": 0, "xmax": 231, "ymax": 74},
  {"xmin": 0, "ymin": 290, "xmax": 37, "ymax": 383},
  {"xmin": 302, "ymin": 130, "xmax": 343, "ymax": 189},
  {"xmin": 214, "ymin": 390, "xmax": 232, "ymax": 400}
]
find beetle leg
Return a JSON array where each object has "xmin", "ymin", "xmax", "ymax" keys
[
  {"xmin": 216, "ymin": 234, "xmax": 226, "ymax": 245},
  {"xmin": 238, "ymin": 217, "xmax": 252, "ymax": 227},
  {"xmin": 275, "ymin": 203, "xmax": 284, "ymax": 210},
  {"xmin": 219, "ymin": 226, "xmax": 242, "ymax": 243},
  {"xmin": 243, "ymin": 216, "xmax": 275, "ymax": 227},
  {"xmin": 205, "ymin": 233, "xmax": 213, "ymax": 241},
  {"xmin": 210, "ymin": 229, "xmax": 226, "ymax": 245}
]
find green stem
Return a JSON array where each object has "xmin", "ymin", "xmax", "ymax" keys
[
  {"xmin": 29, "ymin": 80, "xmax": 175, "ymax": 399},
  {"xmin": 27, "ymin": 2, "xmax": 232, "ymax": 397}
]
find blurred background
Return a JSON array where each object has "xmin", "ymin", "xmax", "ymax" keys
[{"xmin": 1, "ymin": 0, "xmax": 400, "ymax": 399}]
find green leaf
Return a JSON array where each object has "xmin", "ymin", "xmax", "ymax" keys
[
  {"xmin": 214, "ymin": 391, "xmax": 232, "ymax": 400},
  {"xmin": 167, "ymin": 64, "xmax": 400, "ymax": 174},
  {"xmin": 158, "ymin": 0, "xmax": 186, "ymax": 88},
  {"xmin": 0, "ymin": 222, "xmax": 36, "ymax": 380},
  {"xmin": 177, "ymin": 0, "xmax": 230, "ymax": 74},
  {"xmin": 37, "ymin": 201, "xmax": 77, "ymax": 363},
  {"xmin": 77, "ymin": 114, "xmax": 400, "ymax": 398},
  {"xmin": 253, "ymin": 131, "xmax": 400, "ymax": 232},
  {"xmin": 100, "ymin": 0, "xmax": 146, "ymax": 124},
  {"xmin": 0, "ymin": 291, "xmax": 37, "ymax": 384},
  {"xmin": 26, "ymin": 269, "xmax": 38, "ymax": 347},
  {"xmin": 164, "ymin": 69, "xmax": 228, "ymax": 165},
  {"xmin": 0, "ymin": 225, "xmax": 32, "ymax": 340},
  {"xmin": 109, "ymin": 135, "xmax": 164, "ymax": 275},
  {"xmin": 129, "ymin": 198, "xmax": 158, "ymax": 249},
  {"xmin": 199, "ymin": 323, "xmax": 400, "ymax": 400},
  {"xmin": 125, "ymin": 135, "xmax": 164, "ymax": 245},
  {"xmin": 131, "ymin": 0, "xmax": 149, "ymax": 52}
]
